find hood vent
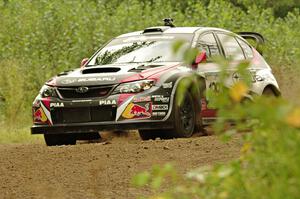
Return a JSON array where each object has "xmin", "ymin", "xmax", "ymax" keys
[
  {"xmin": 57, "ymin": 70, "xmax": 73, "ymax": 76},
  {"xmin": 128, "ymin": 65, "xmax": 163, "ymax": 72},
  {"xmin": 82, "ymin": 67, "xmax": 121, "ymax": 74}
]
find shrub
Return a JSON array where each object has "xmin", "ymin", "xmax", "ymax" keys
[
  {"xmin": 132, "ymin": 59, "xmax": 300, "ymax": 198},
  {"xmin": 0, "ymin": 0, "xmax": 299, "ymax": 136}
]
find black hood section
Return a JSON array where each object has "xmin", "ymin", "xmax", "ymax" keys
[{"xmin": 82, "ymin": 67, "xmax": 121, "ymax": 74}]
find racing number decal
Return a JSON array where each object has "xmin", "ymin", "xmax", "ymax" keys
[{"xmin": 208, "ymin": 82, "xmax": 221, "ymax": 92}]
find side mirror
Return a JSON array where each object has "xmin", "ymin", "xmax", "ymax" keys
[
  {"xmin": 192, "ymin": 51, "xmax": 207, "ymax": 70},
  {"xmin": 80, "ymin": 58, "xmax": 89, "ymax": 68}
]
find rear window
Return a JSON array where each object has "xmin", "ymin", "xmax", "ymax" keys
[
  {"xmin": 217, "ymin": 33, "xmax": 245, "ymax": 60},
  {"xmin": 237, "ymin": 38, "xmax": 254, "ymax": 59}
]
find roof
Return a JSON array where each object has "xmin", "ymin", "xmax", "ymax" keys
[
  {"xmin": 117, "ymin": 27, "xmax": 202, "ymax": 38},
  {"xmin": 116, "ymin": 26, "xmax": 233, "ymax": 38}
]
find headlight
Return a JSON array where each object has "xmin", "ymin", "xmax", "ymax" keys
[
  {"xmin": 39, "ymin": 85, "xmax": 57, "ymax": 98},
  {"xmin": 113, "ymin": 80, "xmax": 155, "ymax": 94}
]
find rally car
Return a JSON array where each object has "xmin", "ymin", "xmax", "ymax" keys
[{"xmin": 31, "ymin": 19, "xmax": 280, "ymax": 146}]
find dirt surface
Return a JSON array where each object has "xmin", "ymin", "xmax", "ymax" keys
[{"xmin": 0, "ymin": 131, "xmax": 242, "ymax": 199}]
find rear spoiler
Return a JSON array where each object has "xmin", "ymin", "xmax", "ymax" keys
[{"xmin": 237, "ymin": 32, "xmax": 265, "ymax": 54}]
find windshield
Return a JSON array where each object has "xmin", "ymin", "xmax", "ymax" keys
[{"xmin": 88, "ymin": 34, "xmax": 193, "ymax": 66}]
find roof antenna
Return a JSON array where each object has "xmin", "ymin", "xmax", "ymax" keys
[{"xmin": 163, "ymin": 18, "xmax": 175, "ymax": 27}]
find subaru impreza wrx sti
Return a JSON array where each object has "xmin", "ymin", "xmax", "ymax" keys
[{"xmin": 31, "ymin": 19, "xmax": 280, "ymax": 146}]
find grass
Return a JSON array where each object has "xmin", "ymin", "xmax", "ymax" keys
[{"xmin": 0, "ymin": 126, "xmax": 43, "ymax": 144}]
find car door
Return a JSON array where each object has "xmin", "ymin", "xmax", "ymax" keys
[
  {"xmin": 215, "ymin": 32, "xmax": 248, "ymax": 87},
  {"xmin": 196, "ymin": 32, "xmax": 223, "ymax": 90},
  {"xmin": 196, "ymin": 31, "xmax": 249, "ymax": 123},
  {"xmin": 195, "ymin": 32, "xmax": 223, "ymax": 122}
]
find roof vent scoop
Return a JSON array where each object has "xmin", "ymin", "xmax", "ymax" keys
[
  {"xmin": 163, "ymin": 18, "xmax": 175, "ymax": 27},
  {"xmin": 142, "ymin": 18, "xmax": 175, "ymax": 34},
  {"xmin": 143, "ymin": 26, "xmax": 170, "ymax": 34}
]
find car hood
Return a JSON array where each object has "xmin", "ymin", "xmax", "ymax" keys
[{"xmin": 47, "ymin": 62, "xmax": 180, "ymax": 87}]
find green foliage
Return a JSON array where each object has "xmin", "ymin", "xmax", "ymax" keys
[
  {"xmin": 0, "ymin": 127, "xmax": 42, "ymax": 144},
  {"xmin": 233, "ymin": 0, "xmax": 300, "ymax": 17},
  {"xmin": 0, "ymin": 0, "xmax": 300, "ymax": 131},
  {"xmin": 0, "ymin": 0, "xmax": 299, "ymax": 196},
  {"xmin": 0, "ymin": 1, "xmax": 299, "ymax": 135},
  {"xmin": 133, "ymin": 57, "xmax": 300, "ymax": 198},
  {"xmin": 133, "ymin": 163, "xmax": 177, "ymax": 190}
]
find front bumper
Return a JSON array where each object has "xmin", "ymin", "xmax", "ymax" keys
[
  {"xmin": 31, "ymin": 120, "xmax": 173, "ymax": 134},
  {"xmin": 32, "ymin": 84, "xmax": 174, "ymax": 134}
]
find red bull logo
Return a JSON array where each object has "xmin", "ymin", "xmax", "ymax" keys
[
  {"xmin": 122, "ymin": 102, "xmax": 152, "ymax": 119},
  {"xmin": 33, "ymin": 107, "xmax": 48, "ymax": 123}
]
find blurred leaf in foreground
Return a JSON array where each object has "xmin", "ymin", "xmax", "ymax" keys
[
  {"xmin": 229, "ymin": 81, "xmax": 248, "ymax": 102},
  {"xmin": 285, "ymin": 107, "xmax": 300, "ymax": 128}
]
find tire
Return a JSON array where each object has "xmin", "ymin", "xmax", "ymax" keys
[
  {"xmin": 138, "ymin": 129, "xmax": 165, "ymax": 140},
  {"xmin": 75, "ymin": 132, "xmax": 101, "ymax": 140},
  {"xmin": 139, "ymin": 92, "xmax": 197, "ymax": 140},
  {"xmin": 44, "ymin": 134, "xmax": 76, "ymax": 146},
  {"xmin": 168, "ymin": 92, "xmax": 196, "ymax": 138},
  {"xmin": 263, "ymin": 87, "xmax": 276, "ymax": 97}
]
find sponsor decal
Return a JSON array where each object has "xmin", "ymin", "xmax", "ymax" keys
[
  {"xmin": 116, "ymin": 96, "xmax": 135, "ymax": 121},
  {"xmin": 152, "ymin": 104, "xmax": 168, "ymax": 111},
  {"xmin": 33, "ymin": 100, "xmax": 53, "ymax": 125},
  {"xmin": 77, "ymin": 77, "xmax": 116, "ymax": 82},
  {"xmin": 50, "ymin": 102, "xmax": 64, "ymax": 108},
  {"xmin": 152, "ymin": 112, "xmax": 166, "ymax": 117},
  {"xmin": 122, "ymin": 102, "xmax": 152, "ymax": 119},
  {"xmin": 99, "ymin": 99, "xmax": 117, "ymax": 106},
  {"xmin": 34, "ymin": 107, "xmax": 48, "ymax": 123},
  {"xmin": 61, "ymin": 79, "xmax": 76, "ymax": 84},
  {"xmin": 61, "ymin": 77, "xmax": 116, "ymax": 84},
  {"xmin": 152, "ymin": 95, "xmax": 170, "ymax": 103},
  {"xmin": 162, "ymin": 82, "xmax": 173, "ymax": 89},
  {"xmin": 232, "ymin": 72, "xmax": 241, "ymax": 82},
  {"xmin": 208, "ymin": 82, "xmax": 220, "ymax": 92},
  {"xmin": 133, "ymin": 96, "xmax": 151, "ymax": 103}
]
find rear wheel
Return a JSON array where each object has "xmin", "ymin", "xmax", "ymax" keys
[
  {"xmin": 44, "ymin": 134, "xmax": 76, "ymax": 146},
  {"xmin": 263, "ymin": 87, "xmax": 276, "ymax": 97}
]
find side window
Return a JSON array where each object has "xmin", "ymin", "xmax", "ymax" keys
[
  {"xmin": 217, "ymin": 33, "xmax": 245, "ymax": 60},
  {"xmin": 237, "ymin": 38, "xmax": 254, "ymax": 59},
  {"xmin": 197, "ymin": 33, "xmax": 220, "ymax": 58}
]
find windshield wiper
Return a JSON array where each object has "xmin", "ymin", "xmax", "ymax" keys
[{"xmin": 145, "ymin": 56, "xmax": 162, "ymax": 63}]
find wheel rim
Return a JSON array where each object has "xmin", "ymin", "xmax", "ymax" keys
[{"xmin": 179, "ymin": 96, "xmax": 194, "ymax": 131}]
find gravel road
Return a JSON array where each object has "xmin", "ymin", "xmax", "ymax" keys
[{"xmin": 0, "ymin": 132, "xmax": 242, "ymax": 199}]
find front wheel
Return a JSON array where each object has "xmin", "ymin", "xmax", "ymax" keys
[
  {"xmin": 138, "ymin": 93, "xmax": 196, "ymax": 140},
  {"xmin": 44, "ymin": 134, "xmax": 76, "ymax": 146},
  {"xmin": 169, "ymin": 92, "xmax": 196, "ymax": 138},
  {"xmin": 138, "ymin": 129, "xmax": 165, "ymax": 140}
]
